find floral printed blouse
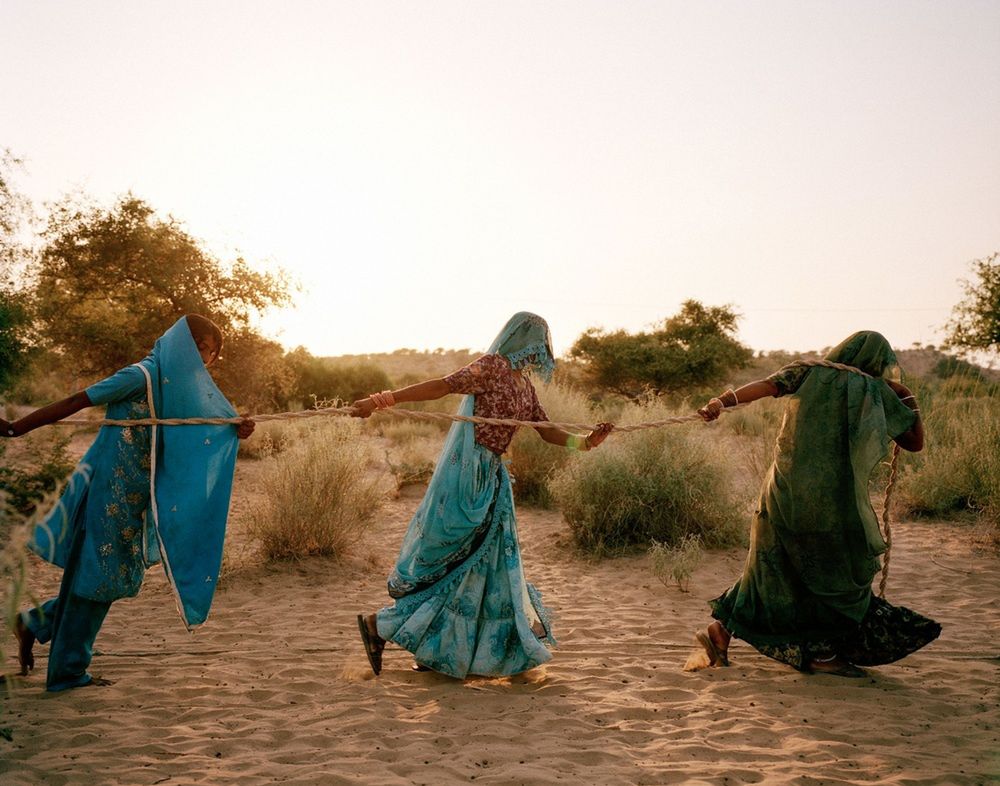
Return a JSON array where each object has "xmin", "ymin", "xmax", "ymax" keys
[{"xmin": 444, "ymin": 354, "xmax": 548, "ymax": 455}]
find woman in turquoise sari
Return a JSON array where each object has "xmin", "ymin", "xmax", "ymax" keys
[
  {"xmin": 695, "ymin": 331, "xmax": 940, "ymax": 678},
  {"xmin": 353, "ymin": 312, "xmax": 612, "ymax": 678},
  {"xmin": 4, "ymin": 315, "xmax": 254, "ymax": 690}
]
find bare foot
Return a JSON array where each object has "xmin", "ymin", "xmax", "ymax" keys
[
  {"xmin": 14, "ymin": 616, "xmax": 34, "ymax": 676},
  {"xmin": 531, "ymin": 620, "xmax": 546, "ymax": 638},
  {"xmin": 708, "ymin": 621, "xmax": 730, "ymax": 655}
]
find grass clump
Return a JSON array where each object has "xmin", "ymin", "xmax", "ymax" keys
[
  {"xmin": 550, "ymin": 398, "xmax": 745, "ymax": 556},
  {"xmin": 649, "ymin": 533, "xmax": 703, "ymax": 592},
  {"xmin": 245, "ymin": 419, "xmax": 390, "ymax": 561},
  {"xmin": 896, "ymin": 381, "xmax": 1000, "ymax": 530},
  {"xmin": 238, "ymin": 419, "xmax": 314, "ymax": 460}
]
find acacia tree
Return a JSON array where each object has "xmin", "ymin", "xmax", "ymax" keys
[
  {"xmin": 570, "ymin": 300, "xmax": 753, "ymax": 398},
  {"xmin": 947, "ymin": 252, "xmax": 1000, "ymax": 356},
  {"xmin": 33, "ymin": 194, "xmax": 293, "ymax": 384}
]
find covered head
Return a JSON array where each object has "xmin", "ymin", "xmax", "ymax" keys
[
  {"xmin": 824, "ymin": 330, "xmax": 901, "ymax": 382},
  {"xmin": 489, "ymin": 312, "xmax": 555, "ymax": 382}
]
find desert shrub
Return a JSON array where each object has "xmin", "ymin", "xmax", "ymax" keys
[
  {"xmin": 384, "ymin": 440, "xmax": 439, "ymax": 488},
  {"xmin": 649, "ymin": 533, "xmax": 703, "ymax": 592},
  {"xmin": 245, "ymin": 419, "xmax": 390, "ymax": 560},
  {"xmin": 238, "ymin": 418, "xmax": 318, "ymax": 460},
  {"xmin": 719, "ymin": 396, "xmax": 785, "ymax": 492},
  {"xmin": 550, "ymin": 398, "xmax": 745, "ymax": 556},
  {"xmin": 896, "ymin": 386, "xmax": 1000, "ymax": 527},
  {"xmin": 0, "ymin": 433, "xmax": 75, "ymax": 516},
  {"xmin": 508, "ymin": 382, "xmax": 602, "ymax": 507},
  {"xmin": 1, "ymin": 466, "xmax": 88, "ymax": 685}
]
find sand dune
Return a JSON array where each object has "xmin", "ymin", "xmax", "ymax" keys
[{"xmin": 2, "ymin": 463, "xmax": 998, "ymax": 785}]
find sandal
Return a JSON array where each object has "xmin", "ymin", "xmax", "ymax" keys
[
  {"xmin": 411, "ymin": 661, "xmax": 432, "ymax": 673},
  {"xmin": 695, "ymin": 627, "xmax": 730, "ymax": 667},
  {"xmin": 357, "ymin": 614, "xmax": 385, "ymax": 676}
]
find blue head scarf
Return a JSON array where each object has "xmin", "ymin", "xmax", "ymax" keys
[
  {"xmin": 387, "ymin": 312, "xmax": 555, "ymax": 598},
  {"xmin": 31, "ymin": 317, "xmax": 240, "ymax": 629},
  {"xmin": 138, "ymin": 317, "xmax": 239, "ymax": 628}
]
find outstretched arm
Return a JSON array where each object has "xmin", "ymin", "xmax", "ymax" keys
[
  {"xmin": 886, "ymin": 380, "xmax": 923, "ymax": 452},
  {"xmin": 351, "ymin": 378, "xmax": 451, "ymax": 418},
  {"xmin": 698, "ymin": 380, "xmax": 779, "ymax": 421},
  {"xmin": 535, "ymin": 422, "xmax": 614, "ymax": 451},
  {"xmin": 0, "ymin": 391, "xmax": 92, "ymax": 438}
]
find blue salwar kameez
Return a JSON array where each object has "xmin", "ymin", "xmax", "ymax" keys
[
  {"xmin": 22, "ymin": 318, "xmax": 240, "ymax": 690},
  {"xmin": 375, "ymin": 313, "xmax": 557, "ymax": 679}
]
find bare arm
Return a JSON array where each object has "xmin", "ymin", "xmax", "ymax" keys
[
  {"xmin": 0, "ymin": 391, "xmax": 93, "ymax": 438},
  {"xmin": 698, "ymin": 380, "xmax": 779, "ymax": 421},
  {"xmin": 535, "ymin": 422, "xmax": 614, "ymax": 451},
  {"xmin": 886, "ymin": 380, "xmax": 923, "ymax": 452},
  {"xmin": 351, "ymin": 378, "xmax": 451, "ymax": 418}
]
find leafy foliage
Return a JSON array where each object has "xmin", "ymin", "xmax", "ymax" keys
[
  {"xmin": 0, "ymin": 435, "xmax": 75, "ymax": 516},
  {"xmin": 0, "ymin": 150, "xmax": 36, "ymax": 394},
  {"xmin": 947, "ymin": 252, "xmax": 1000, "ymax": 355},
  {"xmin": 32, "ymin": 194, "xmax": 292, "ymax": 377},
  {"xmin": 569, "ymin": 300, "xmax": 753, "ymax": 398}
]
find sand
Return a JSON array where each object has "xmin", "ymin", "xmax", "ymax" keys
[{"xmin": 2, "ymin": 456, "xmax": 998, "ymax": 785}]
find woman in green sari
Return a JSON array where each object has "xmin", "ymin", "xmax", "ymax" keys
[{"xmin": 695, "ymin": 331, "xmax": 940, "ymax": 678}]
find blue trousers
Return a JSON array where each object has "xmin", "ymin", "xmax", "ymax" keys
[
  {"xmin": 21, "ymin": 513, "xmax": 113, "ymax": 692},
  {"xmin": 22, "ymin": 594, "xmax": 111, "ymax": 692}
]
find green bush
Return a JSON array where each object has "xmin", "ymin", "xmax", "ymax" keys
[
  {"xmin": 0, "ymin": 433, "xmax": 75, "ymax": 516},
  {"xmin": 245, "ymin": 419, "xmax": 390, "ymax": 560},
  {"xmin": 550, "ymin": 398, "xmax": 745, "ymax": 556}
]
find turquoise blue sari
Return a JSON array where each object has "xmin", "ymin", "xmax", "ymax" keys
[
  {"xmin": 30, "ymin": 317, "xmax": 240, "ymax": 629},
  {"xmin": 376, "ymin": 312, "xmax": 557, "ymax": 678}
]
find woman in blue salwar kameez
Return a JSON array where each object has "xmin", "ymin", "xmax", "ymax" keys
[
  {"xmin": 4, "ymin": 316, "xmax": 254, "ymax": 690},
  {"xmin": 352, "ymin": 312, "xmax": 613, "ymax": 678}
]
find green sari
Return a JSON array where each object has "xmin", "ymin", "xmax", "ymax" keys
[{"xmin": 710, "ymin": 331, "xmax": 941, "ymax": 669}]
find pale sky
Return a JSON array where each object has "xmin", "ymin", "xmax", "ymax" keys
[{"xmin": 2, "ymin": 1, "xmax": 998, "ymax": 357}]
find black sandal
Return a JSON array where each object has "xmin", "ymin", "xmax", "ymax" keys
[{"xmin": 357, "ymin": 614, "xmax": 385, "ymax": 676}]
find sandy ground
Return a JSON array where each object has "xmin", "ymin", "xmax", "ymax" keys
[{"xmin": 1, "ymin": 451, "xmax": 998, "ymax": 785}]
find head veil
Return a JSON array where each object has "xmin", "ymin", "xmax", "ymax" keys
[
  {"xmin": 386, "ymin": 312, "xmax": 554, "ymax": 599},
  {"xmin": 138, "ymin": 317, "xmax": 240, "ymax": 629}
]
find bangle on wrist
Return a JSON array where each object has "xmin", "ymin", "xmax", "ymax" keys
[
  {"xmin": 708, "ymin": 397, "xmax": 725, "ymax": 410},
  {"xmin": 370, "ymin": 390, "xmax": 396, "ymax": 410}
]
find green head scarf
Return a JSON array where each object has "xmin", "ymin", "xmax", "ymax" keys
[{"xmin": 824, "ymin": 330, "xmax": 902, "ymax": 383}]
